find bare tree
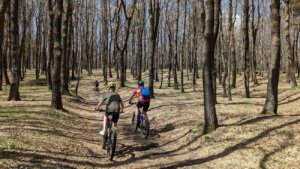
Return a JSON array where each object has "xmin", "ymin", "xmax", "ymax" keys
[
  {"xmin": 118, "ymin": 0, "xmax": 137, "ymax": 88},
  {"xmin": 148, "ymin": 0, "xmax": 160, "ymax": 97},
  {"xmin": 243, "ymin": 0, "xmax": 250, "ymax": 98},
  {"xmin": 51, "ymin": 0, "xmax": 63, "ymax": 109},
  {"xmin": 0, "ymin": 1, "xmax": 9, "ymax": 91},
  {"xmin": 284, "ymin": 0, "xmax": 298, "ymax": 87},
  {"xmin": 251, "ymin": 0, "xmax": 260, "ymax": 85},
  {"xmin": 8, "ymin": 0, "xmax": 20, "ymax": 101},
  {"xmin": 203, "ymin": 0, "xmax": 218, "ymax": 134},
  {"xmin": 101, "ymin": 0, "xmax": 108, "ymax": 85},
  {"xmin": 262, "ymin": 0, "xmax": 281, "ymax": 115}
]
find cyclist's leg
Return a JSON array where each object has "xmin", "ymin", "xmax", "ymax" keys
[
  {"xmin": 136, "ymin": 102, "xmax": 143, "ymax": 117},
  {"xmin": 103, "ymin": 114, "xmax": 108, "ymax": 133},
  {"xmin": 141, "ymin": 102, "xmax": 150, "ymax": 117},
  {"xmin": 111, "ymin": 112, "xmax": 120, "ymax": 129}
]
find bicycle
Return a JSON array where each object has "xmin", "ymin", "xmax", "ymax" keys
[
  {"xmin": 95, "ymin": 108, "xmax": 117, "ymax": 161},
  {"xmin": 130, "ymin": 103, "xmax": 150, "ymax": 139},
  {"xmin": 94, "ymin": 86, "xmax": 100, "ymax": 94}
]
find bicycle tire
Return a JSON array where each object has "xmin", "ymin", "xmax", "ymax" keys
[
  {"xmin": 141, "ymin": 115, "xmax": 150, "ymax": 139},
  {"xmin": 109, "ymin": 128, "xmax": 117, "ymax": 161},
  {"xmin": 131, "ymin": 112, "xmax": 139, "ymax": 132}
]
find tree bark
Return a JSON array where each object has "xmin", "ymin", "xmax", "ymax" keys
[
  {"xmin": 251, "ymin": 0, "xmax": 259, "ymax": 85},
  {"xmin": 101, "ymin": 0, "xmax": 108, "ymax": 85},
  {"xmin": 8, "ymin": 0, "xmax": 20, "ymax": 101},
  {"xmin": 62, "ymin": 0, "xmax": 72, "ymax": 94},
  {"xmin": 262, "ymin": 0, "xmax": 281, "ymax": 115},
  {"xmin": 203, "ymin": 0, "xmax": 218, "ymax": 134},
  {"xmin": 137, "ymin": 1, "xmax": 145, "ymax": 81},
  {"xmin": 180, "ymin": 0, "xmax": 187, "ymax": 93},
  {"xmin": 0, "ymin": 1, "xmax": 9, "ymax": 91},
  {"xmin": 51, "ymin": 0, "xmax": 63, "ymax": 109},
  {"xmin": 148, "ymin": 0, "xmax": 160, "ymax": 97},
  {"xmin": 212, "ymin": 0, "xmax": 221, "ymax": 104},
  {"xmin": 243, "ymin": 0, "xmax": 250, "ymax": 98},
  {"xmin": 284, "ymin": 0, "xmax": 297, "ymax": 87}
]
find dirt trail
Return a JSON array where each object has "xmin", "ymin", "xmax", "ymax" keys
[{"xmin": 1, "ymin": 71, "xmax": 300, "ymax": 169}]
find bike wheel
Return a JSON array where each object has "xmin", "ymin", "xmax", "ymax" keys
[
  {"xmin": 131, "ymin": 112, "xmax": 138, "ymax": 132},
  {"xmin": 141, "ymin": 115, "xmax": 150, "ymax": 139},
  {"xmin": 109, "ymin": 128, "xmax": 117, "ymax": 161}
]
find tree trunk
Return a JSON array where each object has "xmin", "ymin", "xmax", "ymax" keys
[
  {"xmin": 262, "ymin": 0, "xmax": 281, "ymax": 115},
  {"xmin": 101, "ymin": 0, "xmax": 108, "ymax": 85},
  {"xmin": 148, "ymin": 0, "xmax": 160, "ymax": 97},
  {"xmin": 62, "ymin": 0, "xmax": 71, "ymax": 94},
  {"xmin": 47, "ymin": 0, "xmax": 55, "ymax": 90},
  {"xmin": 243, "ymin": 0, "xmax": 250, "ymax": 98},
  {"xmin": 8, "ymin": 0, "xmax": 20, "ymax": 101},
  {"xmin": 227, "ymin": 0, "xmax": 234, "ymax": 101},
  {"xmin": 51, "ymin": 0, "xmax": 63, "ymax": 109},
  {"xmin": 231, "ymin": 0, "xmax": 238, "ymax": 88},
  {"xmin": 284, "ymin": 0, "xmax": 297, "ymax": 87},
  {"xmin": 212, "ymin": 0, "xmax": 221, "ymax": 104},
  {"xmin": 251, "ymin": 0, "xmax": 259, "ymax": 85},
  {"xmin": 0, "ymin": 1, "xmax": 9, "ymax": 91},
  {"xmin": 203, "ymin": 0, "xmax": 218, "ymax": 134},
  {"xmin": 180, "ymin": 0, "xmax": 187, "ymax": 93}
]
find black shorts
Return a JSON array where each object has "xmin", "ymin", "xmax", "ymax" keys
[
  {"xmin": 137, "ymin": 102, "xmax": 150, "ymax": 112},
  {"xmin": 105, "ymin": 112, "xmax": 120, "ymax": 123}
]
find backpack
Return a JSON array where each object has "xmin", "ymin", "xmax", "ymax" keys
[{"xmin": 141, "ymin": 88, "xmax": 151, "ymax": 100}]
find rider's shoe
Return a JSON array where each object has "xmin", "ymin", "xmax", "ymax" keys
[{"xmin": 99, "ymin": 130, "xmax": 105, "ymax": 135}]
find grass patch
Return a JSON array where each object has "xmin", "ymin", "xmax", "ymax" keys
[
  {"xmin": 0, "ymin": 108, "xmax": 71, "ymax": 121},
  {"xmin": 0, "ymin": 139, "xmax": 18, "ymax": 157}
]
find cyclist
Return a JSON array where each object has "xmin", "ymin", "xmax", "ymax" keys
[
  {"xmin": 128, "ymin": 80, "xmax": 150, "ymax": 120},
  {"xmin": 94, "ymin": 80, "xmax": 100, "ymax": 93},
  {"xmin": 96, "ymin": 82, "xmax": 124, "ymax": 135}
]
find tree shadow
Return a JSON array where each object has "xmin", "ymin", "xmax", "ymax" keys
[
  {"xmin": 259, "ymin": 143, "xmax": 290, "ymax": 169},
  {"xmin": 279, "ymin": 95, "xmax": 300, "ymax": 105},
  {"xmin": 220, "ymin": 115, "xmax": 277, "ymax": 127},
  {"xmin": 159, "ymin": 119, "xmax": 300, "ymax": 169}
]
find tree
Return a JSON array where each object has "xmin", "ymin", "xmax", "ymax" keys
[
  {"xmin": 243, "ymin": 0, "xmax": 250, "ymax": 98},
  {"xmin": 202, "ymin": 0, "xmax": 218, "ymax": 134},
  {"xmin": 227, "ymin": 0, "xmax": 233, "ymax": 101},
  {"xmin": 62, "ymin": 0, "xmax": 72, "ymax": 94},
  {"xmin": 101, "ymin": 0, "xmax": 108, "ymax": 85},
  {"xmin": 136, "ymin": 1, "xmax": 145, "ymax": 81},
  {"xmin": 148, "ymin": 0, "xmax": 160, "ymax": 98},
  {"xmin": 118, "ymin": 0, "xmax": 137, "ymax": 88},
  {"xmin": 284, "ymin": 0, "xmax": 297, "ymax": 87},
  {"xmin": 47, "ymin": 0, "xmax": 54, "ymax": 90},
  {"xmin": 8, "ymin": 0, "xmax": 21, "ymax": 101},
  {"xmin": 51, "ymin": 0, "xmax": 63, "ymax": 109},
  {"xmin": 180, "ymin": 0, "xmax": 187, "ymax": 93},
  {"xmin": 262, "ymin": 0, "xmax": 281, "ymax": 115},
  {"xmin": 0, "ymin": 1, "xmax": 9, "ymax": 91},
  {"xmin": 251, "ymin": 0, "xmax": 260, "ymax": 85}
]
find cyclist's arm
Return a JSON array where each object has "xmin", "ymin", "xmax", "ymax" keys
[
  {"xmin": 128, "ymin": 93, "xmax": 136, "ymax": 103},
  {"xmin": 96, "ymin": 98, "xmax": 106, "ymax": 109}
]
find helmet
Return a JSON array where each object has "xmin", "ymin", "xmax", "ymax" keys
[
  {"xmin": 138, "ymin": 80, "xmax": 144, "ymax": 86},
  {"xmin": 107, "ymin": 82, "xmax": 116, "ymax": 88}
]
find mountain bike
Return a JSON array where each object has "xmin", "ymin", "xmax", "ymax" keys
[
  {"xmin": 130, "ymin": 103, "xmax": 150, "ymax": 139},
  {"xmin": 95, "ymin": 108, "xmax": 117, "ymax": 161}
]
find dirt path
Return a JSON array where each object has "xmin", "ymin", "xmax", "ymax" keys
[{"xmin": 1, "ymin": 71, "xmax": 300, "ymax": 169}]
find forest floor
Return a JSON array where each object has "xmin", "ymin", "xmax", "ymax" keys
[{"xmin": 0, "ymin": 70, "xmax": 300, "ymax": 169}]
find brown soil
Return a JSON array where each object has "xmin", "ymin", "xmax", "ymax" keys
[{"xmin": 0, "ymin": 70, "xmax": 300, "ymax": 169}]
